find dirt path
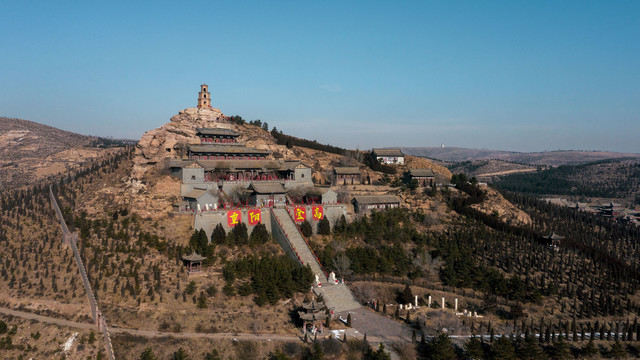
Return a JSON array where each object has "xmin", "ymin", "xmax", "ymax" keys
[
  {"xmin": 0, "ymin": 306, "xmax": 302, "ymax": 342},
  {"xmin": 0, "ymin": 306, "xmax": 97, "ymax": 330}
]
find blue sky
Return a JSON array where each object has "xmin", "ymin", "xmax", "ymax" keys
[{"xmin": 1, "ymin": 1, "xmax": 639, "ymax": 152}]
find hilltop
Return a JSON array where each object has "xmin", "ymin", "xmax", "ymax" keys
[
  {"xmin": 0, "ymin": 116, "xmax": 126, "ymax": 189},
  {"xmin": 402, "ymin": 146, "xmax": 640, "ymax": 166}
]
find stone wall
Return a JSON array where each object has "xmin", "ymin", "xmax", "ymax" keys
[
  {"xmin": 193, "ymin": 204, "xmax": 347, "ymax": 238},
  {"xmin": 50, "ymin": 187, "xmax": 115, "ymax": 360},
  {"xmin": 194, "ymin": 208, "xmax": 272, "ymax": 239}
]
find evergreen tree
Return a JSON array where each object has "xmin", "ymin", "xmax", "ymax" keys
[
  {"xmin": 464, "ymin": 336, "xmax": 485, "ymax": 360},
  {"xmin": 548, "ymin": 338, "xmax": 571, "ymax": 360},
  {"xmin": 363, "ymin": 344, "xmax": 391, "ymax": 360},
  {"xmin": 139, "ymin": 347, "xmax": 157, "ymax": 360},
  {"xmin": 189, "ymin": 229, "xmax": 208, "ymax": 255},
  {"xmin": 249, "ymin": 223, "xmax": 270, "ymax": 246},
  {"xmin": 608, "ymin": 341, "xmax": 626, "ymax": 359},
  {"xmin": 400, "ymin": 284, "xmax": 414, "ymax": 305},
  {"xmin": 517, "ymin": 335, "xmax": 545, "ymax": 360},
  {"xmin": 428, "ymin": 333, "xmax": 456, "ymax": 360},
  {"xmin": 171, "ymin": 347, "xmax": 189, "ymax": 360},
  {"xmin": 317, "ymin": 217, "xmax": 331, "ymax": 235},
  {"xmin": 211, "ymin": 224, "xmax": 226, "ymax": 245},
  {"xmin": 581, "ymin": 339, "xmax": 599, "ymax": 358},
  {"xmin": 204, "ymin": 349, "xmax": 222, "ymax": 360},
  {"xmin": 490, "ymin": 336, "xmax": 517, "ymax": 360},
  {"xmin": 268, "ymin": 350, "xmax": 291, "ymax": 360},
  {"xmin": 300, "ymin": 220, "xmax": 313, "ymax": 238}
]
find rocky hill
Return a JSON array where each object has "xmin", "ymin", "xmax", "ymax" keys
[
  {"xmin": 0, "ymin": 117, "xmax": 121, "ymax": 189},
  {"xmin": 402, "ymin": 146, "xmax": 640, "ymax": 166},
  {"xmin": 445, "ymin": 159, "xmax": 539, "ymax": 180}
]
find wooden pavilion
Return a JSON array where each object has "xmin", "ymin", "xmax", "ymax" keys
[{"xmin": 182, "ymin": 252, "xmax": 206, "ymax": 275}]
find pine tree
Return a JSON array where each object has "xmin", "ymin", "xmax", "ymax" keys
[
  {"xmin": 464, "ymin": 337, "xmax": 484, "ymax": 360},
  {"xmin": 427, "ymin": 333, "xmax": 456, "ymax": 360},
  {"xmin": 491, "ymin": 337, "xmax": 517, "ymax": 360},
  {"xmin": 609, "ymin": 341, "xmax": 626, "ymax": 359},
  {"xmin": 139, "ymin": 347, "xmax": 157, "ymax": 360},
  {"xmin": 582, "ymin": 339, "xmax": 599, "ymax": 358}
]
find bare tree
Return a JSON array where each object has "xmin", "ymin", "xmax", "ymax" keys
[
  {"xmin": 413, "ymin": 252, "xmax": 444, "ymax": 281},
  {"xmin": 332, "ymin": 252, "xmax": 352, "ymax": 279}
]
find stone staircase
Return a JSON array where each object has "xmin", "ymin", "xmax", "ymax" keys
[
  {"xmin": 314, "ymin": 283, "xmax": 361, "ymax": 313},
  {"xmin": 271, "ymin": 208, "xmax": 327, "ymax": 283},
  {"xmin": 270, "ymin": 207, "xmax": 360, "ymax": 313}
]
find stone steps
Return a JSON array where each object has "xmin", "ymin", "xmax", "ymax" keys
[
  {"xmin": 272, "ymin": 208, "xmax": 327, "ymax": 283},
  {"xmin": 314, "ymin": 283, "xmax": 361, "ymax": 313},
  {"xmin": 271, "ymin": 208, "xmax": 361, "ymax": 314}
]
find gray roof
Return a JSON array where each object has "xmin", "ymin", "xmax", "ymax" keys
[
  {"xmin": 182, "ymin": 251, "xmax": 206, "ymax": 262},
  {"xmin": 184, "ymin": 189, "xmax": 212, "ymax": 199},
  {"xmin": 333, "ymin": 167, "xmax": 361, "ymax": 175},
  {"xmin": 187, "ymin": 144, "xmax": 271, "ymax": 155},
  {"xmin": 248, "ymin": 182, "xmax": 287, "ymax": 194},
  {"xmin": 372, "ymin": 148, "xmax": 404, "ymax": 157},
  {"xmin": 167, "ymin": 159, "xmax": 195, "ymax": 168},
  {"xmin": 408, "ymin": 169, "xmax": 435, "ymax": 177},
  {"xmin": 196, "ymin": 127, "xmax": 240, "ymax": 137},
  {"xmin": 280, "ymin": 160, "xmax": 311, "ymax": 170},
  {"xmin": 352, "ymin": 195, "xmax": 401, "ymax": 205}
]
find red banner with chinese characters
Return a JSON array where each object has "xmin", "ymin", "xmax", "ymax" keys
[
  {"xmin": 294, "ymin": 207, "xmax": 306, "ymax": 222},
  {"xmin": 248, "ymin": 209, "xmax": 261, "ymax": 225},
  {"xmin": 312, "ymin": 206, "xmax": 324, "ymax": 220},
  {"xmin": 227, "ymin": 210, "xmax": 241, "ymax": 227}
]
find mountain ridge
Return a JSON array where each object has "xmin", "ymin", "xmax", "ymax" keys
[{"xmin": 401, "ymin": 146, "xmax": 640, "ymax": 166}]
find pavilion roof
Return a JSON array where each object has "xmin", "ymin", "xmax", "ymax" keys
[
  {"xmin": 301, "ymin": 300, "xmax": 326, "ymax": 311},
  {"xmin": 545, "ymin": 232, "xmax": 565, "ymax": 240},
  {"xmin": 298, "ymin": 311, "xmax": 328, "ymax": 321},
  {"xmin": 182, "ymin": 251, "xmax": 206, "ymax": 262}
]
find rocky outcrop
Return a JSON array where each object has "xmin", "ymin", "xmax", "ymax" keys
[
  {"xmin": 133, "ymin": 107, "xmax": 226, "ymax": 178},
  {"xmin": 402, "ymin": 156, "xmax": 452, "ymax": 179},
  {"xmin": 470, "ymin": 187, "xmax": 532, "ymax": 226}
]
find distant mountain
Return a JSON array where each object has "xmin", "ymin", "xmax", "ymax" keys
[
  {"xmin": 0, "ymin": 117, "xmax": 126, "ymax": 189},
  {"xmin": 401, "ymin": 146, "xmax": 640, "ymax": 166}
]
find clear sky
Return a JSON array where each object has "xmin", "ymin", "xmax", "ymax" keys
[{"xmin": 1, "ymin": 1, "xmax": 639, "ymax": 153}]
